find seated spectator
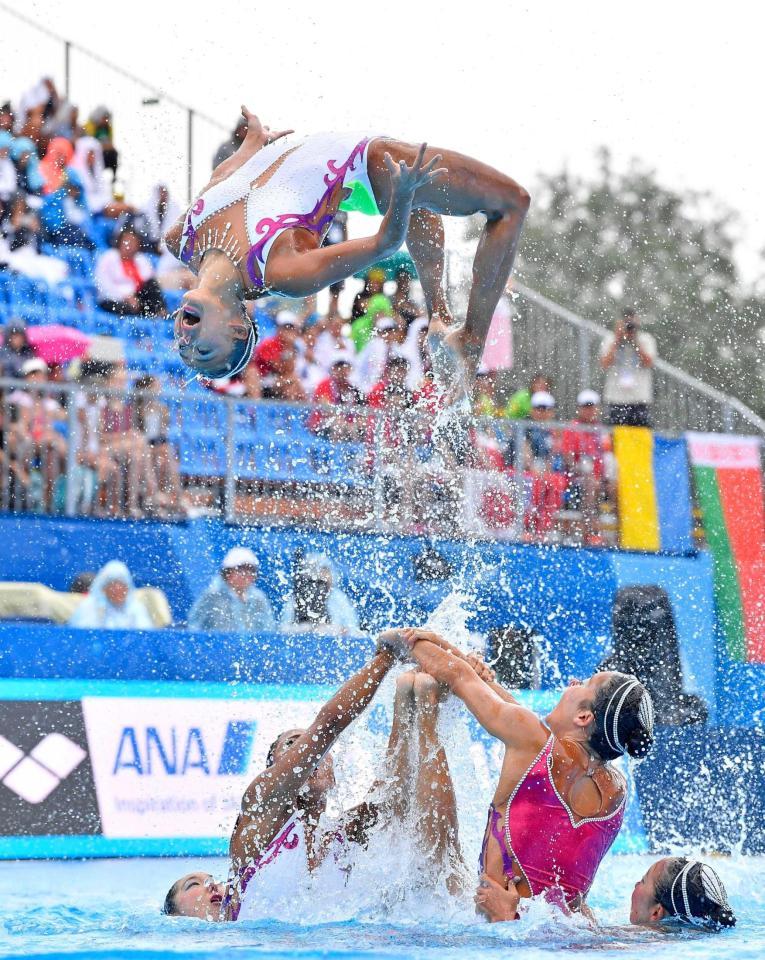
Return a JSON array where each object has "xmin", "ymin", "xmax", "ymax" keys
[
  {"xmin": 132, "ymin": 375, "xmax": 186, "ymax": 515},
  {"xmin": 561, "ymin": 389, "xmax": 612, "ymax": 546},
  {"xmin": 139, "ymin": 183, "xmax": 181, "ymax": 254},
  {"xmin": 280, "ymin": 552, "xmax": 360, "ymax": 635},
  {"xmin": 6, "ymin": 357, "xmax": 67, "ymax": 511},
  {"xmin": 0, "ymin": 320, "xmax": 35, "ymax": 378},
  {"xmin": 212, "ymin": 115, "xmax": 247, "ymax": 170},
  {"xmin": 391, "ymin": 264, "xmax": 420, "ymax": 320},
  {"xmin": 1, "ymin": 192, "xmax": 68, "ymax": 283},
  {"xmin": 95, "ymin": 228, "xmax": 167, "ymax": 316},
  {"xmin": 398, "ymin": 315, "xmax": 428, "ymax": 392},
  {"xmin": 353, "ymin": 315, "xmax": 401, "ymax": 395},
  {"xmin": 40, "ymin": 168, "xmax": 96, "ymax": 248},
  {"xmin": 525, "ymin": 390, "xmax": 562, "ymax": 470},
  {"xmin": 350, "ymin": 268, "xmax": 392, "ymax": 351},
  {"xmin": 309, "ymin": 351, "xmax": 363, "ymax": 440},
  {"xmin": 45, "ymin": 100, "xmax": 83, "ymax": 142},
  {"xmin": 0, "ymin": 132, "xmax": 17, "ymax": 203},
  {"xmin": 70, "ymin": 571, "xmax": 96, "ymax": 594},
  {"xmin": 70, "ymin": 137, "xmax": 133, "ymax": 219},
  {"xmin": 188, "ymin": 547, "xmax": 275, "ymax": 632},
  {"xmin": 68, "ymin": 560, "xmax": 154, "ymax": 630},
  {"xmin": 0, "ymin": 101, "xmax": 14, "ymax": 134},
  {"xmin": 17, "ymin": 77, "xmax": 59, "ymax": 142},
  {"xmin": 39, "ymin": 136, "xmax": 74, "ymax": 194},
  {"xmin": 367, "ymin": 355, "xmax": 413, "ymax": 411},
  {"xmin": 506, "ymin": 372, "xmax": 552, "ymax": 420},
  {"xmin": 85, "ymin": 106, "xmax": 118, "ymax": 175},
  {"xmin": 255, "ymin": 310, "xmax": 307, "ymax": 399},
  {"xmin": 70, "ymin": 358, "xmax": 119, "ymax": 516},
  {"xmin": 10, "ymin": 137, "xmax": 45, "ymax": 198},
  {"xmin": 474, "ymin": 368, "xmax": 501, "ymax": 418},
  {"xmin": 313, "ymin": 310, "xmax": 355, "ymax": 375}
]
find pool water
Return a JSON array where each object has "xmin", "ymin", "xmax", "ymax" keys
[{"xmin": 1, "ymin": 853, "xmax": 762, "ymax": 960}]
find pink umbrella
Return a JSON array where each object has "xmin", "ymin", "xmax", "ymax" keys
[{"xmin": 26, "ymin": 324, "xmax": 92, "ymax": 365}]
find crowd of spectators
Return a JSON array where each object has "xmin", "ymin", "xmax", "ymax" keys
[{"xmin": 0, "ymin": 78, "xmax": 663, "ymax": 545}]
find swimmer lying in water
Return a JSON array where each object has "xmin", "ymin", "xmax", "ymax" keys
[
  {"xmin": 162, "ymin": 635, "xmax": 490, "ymax": 920},
  {"xmin": 629, "ymin": 856, "xmax": 736, "ymax": 931},
  {"xmin": 165, "ymin": 107, "xmax": 529, "ymax": 392}
]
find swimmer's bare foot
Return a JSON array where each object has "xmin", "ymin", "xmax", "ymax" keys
[{"xmin": 426, "ymin": 315, "xmax": 469, "ymax": 407}]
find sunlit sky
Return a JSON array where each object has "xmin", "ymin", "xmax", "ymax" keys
[{"xmin": 2, "ymin": 0, "xmax": 764, "ymax": 284}]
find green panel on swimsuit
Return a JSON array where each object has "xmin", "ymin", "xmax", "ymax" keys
[{"xmin": 340, "ymin": 179, "xmax": 380, "ymax": 216}]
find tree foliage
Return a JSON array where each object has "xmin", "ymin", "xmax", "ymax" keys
[{"xmin": 514, "ymin": 150, "xmax": 765, "ymax": 414}]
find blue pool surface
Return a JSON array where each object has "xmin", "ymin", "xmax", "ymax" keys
[{"xmin": 0, "ymin": 853, "xmax": 762, "ymax": 960}]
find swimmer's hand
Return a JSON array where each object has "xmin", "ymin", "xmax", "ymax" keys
[
  {"xmin": 475, "ymin": 873, "xmax": 520, "ymax": 923},
  {"xmin": 375, "ymin": 629, "xmax": 410, "ymax": 660},
  {"xmin": 240, "ymin": 105, "xmax": 294, "ymax": 148},
  {"xmin": 466, "ymin": 652, "xmax": 496, "ymax": 685},
  {"xmin": 378, "ymin": 143, "xmax": 447, "ymax": 255}
]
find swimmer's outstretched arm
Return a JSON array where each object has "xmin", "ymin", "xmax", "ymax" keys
[
  {"xmin": 401, "ymin": 628, "xmax": 539, "ymax": 747},
  {"xmin": 229, "ymin": 638, "xmax": 397, "ymax": 864},
  {"xmin": 265, "ymin": 144, "xmax": 447, "ymax": 298}
]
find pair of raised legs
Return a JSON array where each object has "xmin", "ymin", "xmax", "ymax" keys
[
  {"xmin": 367, "ymin": 140, "xmax": 530, "ymax": 395},
  {"xmin": 376, "ymin": 670, "xmax": 464, "ymax": 892}
]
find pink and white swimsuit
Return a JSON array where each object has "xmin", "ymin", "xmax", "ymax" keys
[
  {"xmin": 479, "ymin": 735, "xmax": 625, "ymax": 904},
  {"xmin": 177, "ymin": 132, "xmax": 381, "ymax": 294},
  {"xmin": 226, "ymin": 811, "xmax": 350, "ymax": 921}
]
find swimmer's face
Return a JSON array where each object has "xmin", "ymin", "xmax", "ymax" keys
[
  {"xmin": 169, "ymin": 872, "xmax": 226, "ymax": 920},
  {"xmin": 175, "ymin": 287, "xmax": 249, "ymax": 378},
  {"xmin": 271, "ymin": 728, "xmax": 336, "ymax": 796},
  {"xmin": 549, "ymin": 671, "xmax": 616, "ymax": 730},
  {"xmin": 630, "ymin": 858, "xmax": 670, "ymax": 925}
]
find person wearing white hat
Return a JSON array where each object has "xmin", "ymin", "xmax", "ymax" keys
[
  {"xmin": 188, "ymin": 546, "xmax": 276, "ymax": 633},
  {"xmin": 561, "ymin": 389, "xmax": 610, "ymax": 546},
  {"xmin": 353, "ymin": 313, "xmax": 405, "ymax": 396},
  {"xmin": 6, "ymin": 355, "xmax": 66, "ymax": 510}
]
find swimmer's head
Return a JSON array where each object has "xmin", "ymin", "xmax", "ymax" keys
[
  {"xmin": 266, "ymin": 728, "xmax": 336, "ymax": 795},
  {"xmin": 630, "ymin": 857, "xmax": 736, "ymax": 930},
  {"xmin": 547, "ymin": 671, "xmax": 654, "ymax": 761},
  {"xmin": 174, "ymin": 286, "xmax": 257, "ymax": 380},
  {"xmin": 162, "ymin": 871, "xmax": 225, "ymax": 920}
]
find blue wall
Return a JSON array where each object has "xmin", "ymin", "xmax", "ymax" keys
[{"xmin": 0, "ymin": 512, "xmax": 763, "ymax": 722}]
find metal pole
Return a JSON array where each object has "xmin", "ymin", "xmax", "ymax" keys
[
  {"xmin": 64, "ymin": 40, "xmax": 71, "ymax": 99},
  {"xmin": 64, "ymin": 397, "xmax": 79, "ymax": 516},
  {"xmin": 187, "ymin": 108, "xmax": 194, "ymax": 204},
  {"xmin": 224, "ymin": 398, "xmax": 236, "ymax": 522}
]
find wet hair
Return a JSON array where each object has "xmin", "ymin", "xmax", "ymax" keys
[
  {"xmin": 266, "ymin": 729, "xmax": 306, "ymax": 767},
  {"xmin": 161, "ymin": 878, "xmax": 182, "ymax": 916},
  {"xmin": 589, "ymin": 673, "xmax": 654, "ymax": 761},
  {"xmin": 655, "ymin": 858, "xmax": 736, "ymax": 930}
]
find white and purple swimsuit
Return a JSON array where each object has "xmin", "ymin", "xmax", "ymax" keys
[{"xmin": 177, "ymin": 132, "xmax": 381, "ymax": 293}]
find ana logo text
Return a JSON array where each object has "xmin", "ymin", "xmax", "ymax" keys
[{"xmin": 113, "ymin": 720, "xmax": 255, "ymax": 777}]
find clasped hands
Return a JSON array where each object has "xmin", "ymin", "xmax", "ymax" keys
[{"xmin": 375, "ymin": 627, "xmax": 495, "ymax": 684}]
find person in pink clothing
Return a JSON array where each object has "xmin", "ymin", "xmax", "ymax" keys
[{"xmin": 400, "ymin": 627, "xmax": 654, "ymax": 920}]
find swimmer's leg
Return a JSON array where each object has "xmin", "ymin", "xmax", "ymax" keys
[
  {"xmin": 406, "ymin": 210, "xmax": 450, "ymax": 325},
  {"xmin": 411, "ymin": 672, "xmax": 465, "ymax": 893},
  {"xmin": 367, "ymin": 670, "xmax": 417, "ymax": 822},
  {"xmin": 369, "ymin": 140, "xmax": 529, "ymax": 388}
]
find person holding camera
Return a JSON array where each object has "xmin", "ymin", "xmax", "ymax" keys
[
  {"xmin": 599, "ymin": 309, "xmax": 656, "ymax": 427},
  {"xmin": 280, "ymin": 551, "xmax": 360, "ymax": 635}
]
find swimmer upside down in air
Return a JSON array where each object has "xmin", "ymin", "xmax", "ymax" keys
[{"xmin": 164, "ymin": 107, "xmax": 530, "ymax": 391}]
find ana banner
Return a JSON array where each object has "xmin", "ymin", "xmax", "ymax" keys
[{"xmin": 687, "ymin": 432, "xmax": 765, "ymax": 662}]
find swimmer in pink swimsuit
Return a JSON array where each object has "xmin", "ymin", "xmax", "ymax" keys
[
  {"xmin": 162, "ymin": 632, "xmax": 490, "ymax": 921},
  {"xmin": 165, "ymin": 106, "xmax": 529, "ymax": 393},
  {"xmin": 402, "ymin": 628, "xmax": 655, "ymax": 920}
]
